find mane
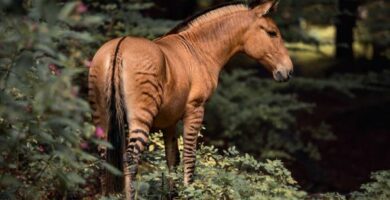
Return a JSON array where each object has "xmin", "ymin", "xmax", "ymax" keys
[{"xmin": 165, "ymin": 2, "xmax": 249, "ymax": 35}]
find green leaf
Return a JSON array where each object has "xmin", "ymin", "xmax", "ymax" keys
[
  {"xmin": 58, "ymin": 2, "xmax": 78, "ymax": 20},
  {"xmin": 102, "ymin": 162, "xmax": 122, "ymax": 176},
  {"xmin": 66, "ymin": 172, "xmax": 86, "ymax": 185}
]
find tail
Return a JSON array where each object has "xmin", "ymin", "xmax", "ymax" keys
[{"xmin": 106, "ymin": 36, "xmax": 128, "ymax": 193}]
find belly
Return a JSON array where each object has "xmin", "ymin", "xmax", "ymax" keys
[{"xmin": 152, "ymin": 89, "xmax": 188, "ymax": 129}]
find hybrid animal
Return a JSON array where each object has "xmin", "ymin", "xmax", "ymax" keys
[{"xmin": 88, "ymin": 0, "xmax": 293, "ymax": 199}]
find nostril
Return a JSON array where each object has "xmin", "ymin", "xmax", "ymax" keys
[
  {"xmin": 275, "ymin": 71, "xmax": 283, "ymax": 81},
  {"xmin": 288, "ymin": 70, "xmax": 294, "ymax": 78},
  {"xmin": 274, "ymin": 71, "xmax": 284, "ymax": 81}
]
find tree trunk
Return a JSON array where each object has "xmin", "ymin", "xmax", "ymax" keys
[{"xmin": 335, "ymin": 0, "xmax": 358, "ymax": 59}]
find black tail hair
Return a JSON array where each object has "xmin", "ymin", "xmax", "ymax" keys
[{"xmin": 106, "ymin": 36, "xmax": 127, "ymax": 193}]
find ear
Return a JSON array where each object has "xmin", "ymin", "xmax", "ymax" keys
[{"xmin": 250, "ymin": 0, "xmax": 279, "ymax": 17}]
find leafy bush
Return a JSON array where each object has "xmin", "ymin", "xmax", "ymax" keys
[
  {"xmin": 0, "ymin": 1, "xmax": 104, "ymax": 198},
  {"xmin": 356, "ymin": 1, "xmax": 390, "ymax": 59},
  {"xmin": 134, "ymin": 132, "xmax": 307, "ymax": 200},
  {"xmin": 203, "ymin": 68, "xmax": 388, "ymax": 161},
  {"xmin": 116, "ymin": 133, "xmax": 390, "ymax": 200},
  {"xmin": 204, "ymin": 70, "xmax": 345, "ymax": 160},
  {"xmin": 350, "ymin": 170, "xmax": 390, "ymax": 200},
  {"xmin": 83, "ymin": 0, "xmax": 177, "ymax": 40},
  {"xmin": 0, "ymin": 0, "xmax": 175, "ymax": 198}
]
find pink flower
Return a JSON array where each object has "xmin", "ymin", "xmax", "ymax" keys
[
  {"xmin": 80, "ymin": 142, "xmax": 89, "ymax": 150},
  {"xmin": 38, "ymin": 145, "xmax": 45, "ymax": 153},
  {"xmin": 48, "ymin": 64, "xmax": 61, "ymax": 76},
  {"xmin": 76, "ymin": 2, "xmax": 88, "ymax": 14},
  {"xmin": 95, "ymin": 126, "xmax": 105, "ymax": 138},
  {"xmin": 48, "ymin": 64, "xmax": 56, "ymax": 71},
  {"xmin": 83, "ymin": 59, "xmax": 92, "ymax": 68}
]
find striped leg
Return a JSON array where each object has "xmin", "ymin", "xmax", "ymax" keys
[
  {"xmin": 162, "ymin": 125, "xmax": 180, "ymax": 198},
  {"xmin": 124, "ymin": 123, "xmax": 150, "ymax": 200},
  {"xmin": 183, "ymin": 104, "xmax": 204, "ymax": 185},
  {"xmin": 163, "ymin": 125, "xmax": 180, "ymax": 171},
  {"xmin": 88, "ymin": 72, "xmax": 109, "ymax": 194},
  {"xmin": 123, "ymin": 86, "xmax": 161, "ymax": 199},
  {"xmin": 121, "ymin": 62, "xmax": 163, "ymax": 199}
]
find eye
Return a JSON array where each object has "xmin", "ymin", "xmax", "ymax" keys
[
  {"xmin": 259, "ymin": 26, "xmax": 278, "ymax": 38},
  {"xmin": 266, "ymin": 30, "xmax": 278, "ymax": 38}
]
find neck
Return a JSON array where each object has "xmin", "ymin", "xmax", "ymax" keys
[{"xmin": 178, "ymin": 10, "xmax": 251, "ymax": 78}]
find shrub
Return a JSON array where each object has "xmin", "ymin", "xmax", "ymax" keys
[
  {"xmin": 116, "ymin": 133, "xmax": 390, "ymax": 200},
  {"xmin": 350, "ymin": 170, "xmax": 390, "ymax": 200},
  {"xmin": 134, "ymin": 132, "xmax": 307, "ymax": 200},
  {"xmin": 0, "ymin": 1, "xmax": 174, "ymax": 198},
  {"xmin": 0, "ymin": 1, "xmax": 104, "ymax": 198},
  {"xmin": 204, "ymin": 70, "xmax": 337, "ymax": 160},
  {"xmin": 203, "ymin": 68, "xmax": 389, "ymax": 162}
]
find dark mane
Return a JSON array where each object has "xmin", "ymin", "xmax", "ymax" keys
[
  {"xmin": 165, "ymin": 1, "xmax": 245, "ymax": 36},
  {"xmin": 248, "ymin": 0, "xmax": 272, "ymax": 8}
]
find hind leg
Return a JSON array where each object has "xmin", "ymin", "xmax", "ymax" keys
[
  {"xmin": 121, "ymin": 56, "xmax": 164, "ymax": 199},
  {"xmin": 163, "ymin": 125, "xmax": 180, "ymax": 199},
  {"xmin": 123, "ymin": 111, "xmax": 155, "ymax": 199},
  {"xmin": 123, "ymin": 93, "xmax": 162, "ymax": 199},
  {"xmin": 88, "ymin": 74, "xmax": 109, "ymax": 195},
  {"xmin": 163, "ymin": 125, "xmax": 180, "ymax": 171}
]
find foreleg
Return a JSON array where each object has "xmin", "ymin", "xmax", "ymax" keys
[{"xmin": 182, "ymin": 103, "xmax": 204, "ymax": 185}]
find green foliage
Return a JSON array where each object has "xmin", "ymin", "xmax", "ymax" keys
[
  {"xmin": 350, "ymin": 170, "xmax": 390, "ymax": 200},
  {"xmin": 273, "ymin": 0, "xmax": 337, "ymax": 44},
  {"xmin": 0, "ymin": 0, "xmax": 175, "ymax": 198},
  {"xmin": 356, "ymin": 1, "xmax": 390, "ymax": 59},
  {"xmin": 204, "ymin": 68, "xmax": 388, "ymax": 161},
  {"xmin": 134, "ymin": 132, "xmax": 307, "ymax": 200},
  {"xmin": 307, "ymin": 192, "xmax": 346, "ymax": 200},
  {"xmin": 83, "ymin": 0, "xmax": 177, "ymax": 40},
  {"xmin": 0, "ymin": 1, "xmax": 104, "ymax": 198},
  {"xmin": 204, "ymin": 70, "xmax": 340, "ymax": 160},
  {"xmin": 111, "ymin": 133, "xmax": 390, "ymax": 200}
]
